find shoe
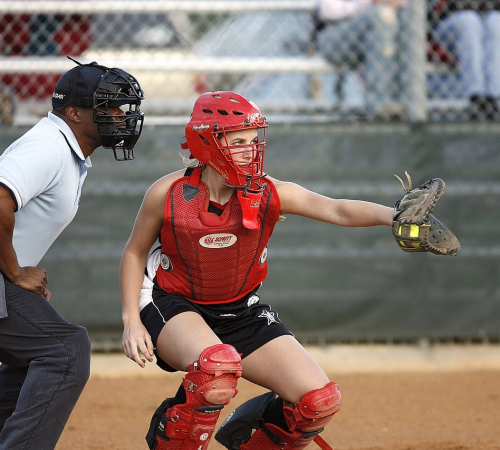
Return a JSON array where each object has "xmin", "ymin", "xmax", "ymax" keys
[
  {"xmin": 485, "ymin": 96, "xmax": 500, "ymax": 121},
  {"xmin": 372, "ymin": 103, "xmax": 407, "ymax": 121},
  {"xmin": 469, "ymin": 95, "xmax": 500, "ymax": 121}
]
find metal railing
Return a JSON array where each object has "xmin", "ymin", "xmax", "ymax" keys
[{"xmin": 0, "ymin": 0, "xmax": 463, "ymax": 123}]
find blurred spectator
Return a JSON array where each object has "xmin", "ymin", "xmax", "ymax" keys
[
  {"xmin": 314, "ymin": 0, "xmax": 407, "ymax": 117},
  {"xmin": 194, "ymin": 12, "xmax": 317, "ymax": 106},
  {"xmin": 0, "ymin": 14, "xmax": 91, "ymax": 101},
  {"xmin": 429, "ymin": 1, "xmax": 500, "ymax": 120}
]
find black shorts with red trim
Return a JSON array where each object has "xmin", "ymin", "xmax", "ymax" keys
[{"xmin": 140, "ymin": 283, "xmax": 294, "ymax": 372}]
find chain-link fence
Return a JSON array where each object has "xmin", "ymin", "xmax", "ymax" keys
[{"xmin": 1, "ymin": 0, "xmax": 499, "ymax": 124}]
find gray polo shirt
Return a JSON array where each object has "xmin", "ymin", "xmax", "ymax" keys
[{"xmin": 0, "ymin": 113, "xmax": 91, "ymax": 317}]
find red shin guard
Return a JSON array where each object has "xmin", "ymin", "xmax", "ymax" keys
[
  {"xmin": 240, "ymin": 423, "xmax": 330, "ymax": 450},
  {"xmin": 240, "ymin": 382, "xmax": 341, "ymax": 450},
  {"xmin": 150, "ymin": 344, "xmax": 242, "ymax": 450}
]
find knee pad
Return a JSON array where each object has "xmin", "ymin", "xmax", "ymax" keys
[
  {"xmin": 283, "ymin": 381, "xmax": 342, "ymax": 433},
  {"xmin": 146, "ymin": 344, "xmax": 241, "ymax": 450},
  {"xmin": 185, "ymin": 343, "xmax": 242, "ymax": 406}
]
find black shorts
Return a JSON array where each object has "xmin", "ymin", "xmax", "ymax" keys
[{"xmin": 140, "ymin": 283, "xmax": 293, "ymax": 372}]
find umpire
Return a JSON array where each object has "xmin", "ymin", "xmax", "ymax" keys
[{"xmin": 0, "ymin": 59, "xmax": 145, "ymax": 449}]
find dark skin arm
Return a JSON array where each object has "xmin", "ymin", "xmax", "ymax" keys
[{"xmin": 0, "ymin": 185, "xmax": 51, "ymax": 300}]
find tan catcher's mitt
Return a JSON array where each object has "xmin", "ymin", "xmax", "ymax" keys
[{"xmin": 392, "ymin": 172, "xmax": 461, "ymax": 256}]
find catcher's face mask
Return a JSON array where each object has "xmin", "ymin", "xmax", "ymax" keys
[
  {"xmin": 52, "ymin": 58, "xmax": 145, "ymax": 161},
  {"xmin": 93, "ymin": 67, "xmax": 145, "ymax": 161}
]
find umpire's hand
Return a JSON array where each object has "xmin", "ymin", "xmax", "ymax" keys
[{"xmin": 13, "ymin": 266, "xmax": 51, "ymax": 301}]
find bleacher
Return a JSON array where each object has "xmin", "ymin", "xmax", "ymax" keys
[{"xmin": 0, "ymin": 0, "xmax": 467, "ymax": 123}]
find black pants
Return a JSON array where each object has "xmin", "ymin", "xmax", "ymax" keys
[{"xmin": 0, "ymin": 278, "xmax": 91, "ymax": 450}]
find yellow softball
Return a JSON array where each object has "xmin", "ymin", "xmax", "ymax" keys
[{"xmin": 399, "ymin": 223, "xmax": 420, "ymax": 247}]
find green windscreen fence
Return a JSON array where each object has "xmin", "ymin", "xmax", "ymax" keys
[{"xmin": 1, "ymin": 122, "xmax": 498, "ymax": 342}]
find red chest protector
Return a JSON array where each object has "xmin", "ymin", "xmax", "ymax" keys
[{"xmin": 156, "ymin": 167, "xmax": 281, "ymax": 304}]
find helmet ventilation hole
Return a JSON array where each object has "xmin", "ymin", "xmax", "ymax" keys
[
  {"xmin": 218, "ymin": 109, "xmax": 229, "ymax": 115},
  {"xmin": 199, "ymin": 135, "xmax": 210, "ymax": 146}
]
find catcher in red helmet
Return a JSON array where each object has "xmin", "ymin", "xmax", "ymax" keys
[{"xmin": 120, "ymin": 91, "xmax": 443, "ymax": 450}]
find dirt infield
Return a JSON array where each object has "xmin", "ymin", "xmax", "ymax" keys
[{"xmin": 56, "ymin": 345, "xmax": 500, "ymax": 450}]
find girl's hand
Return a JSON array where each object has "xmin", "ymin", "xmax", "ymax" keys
[{"xmin": 122, "ymin": 321, "xmax": 155, "ymax": 368}]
